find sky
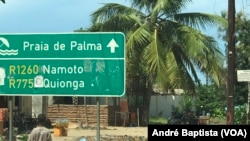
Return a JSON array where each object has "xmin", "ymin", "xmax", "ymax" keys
[
  {"xmin": 0, "ymin": 0, "xmax": 249, "ymax": 33},
  {"xmin": 0, "ymin": 0, "xmax": 250, "ymax": 83}
]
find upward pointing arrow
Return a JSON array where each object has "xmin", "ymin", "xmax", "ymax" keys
[{"xmin": 107, "ymin": 38, "xmax": 119, "ymax": 53}]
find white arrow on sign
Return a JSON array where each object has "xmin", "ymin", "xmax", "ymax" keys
[{"xmin": 107, "ymin": 38, "xmax": 119, "ymax": 53}]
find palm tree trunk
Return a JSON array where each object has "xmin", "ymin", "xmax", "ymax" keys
[{"xmin": 143, "ymin": 76, "xmax": 153, "ymax": 125}]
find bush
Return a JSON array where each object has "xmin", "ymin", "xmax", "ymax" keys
[
  {"xmin": 212, "ymin": 107, "xmax": 226, "ymax": 119},
  {"xmin": 149, "ymin": 117, "xmax": 167, "ymax": 124},
  {"xmin": 211, "ymin": 104, "xmax": 248, "ymax": 125},
  {"xmin": 234, "ymin": 104, "xmax": 247, "ymax": 125},
  {"xmin": 17, "ymin": 134, "xmax": 29, "ymax": 141},
  {"xmin": 149, "ymin": 112, "xmax": 167, "ymax": 125}
]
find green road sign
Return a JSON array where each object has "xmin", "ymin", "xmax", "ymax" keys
[{"xmin": 0, "ymin": 32, "xmax": 125, "ymax": 96}]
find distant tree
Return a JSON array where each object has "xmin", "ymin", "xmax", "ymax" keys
[
  {"xmin": 195, "ymin": 84, "xmax": 226, "ymax": 116},
  {"xmin": 74, "ymin": 27, "xmax": 87, "ymax": 32},
  {"xmin": 219, "ymin": 11, "xmax": 250, "ymax": 105},
  {"xmin": 1, "ymin": 0, "xmax": 5, "ymax": 4}
]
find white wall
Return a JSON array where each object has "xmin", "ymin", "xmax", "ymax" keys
[
  {"xmin": 149, "ymin": 95, "xmax": 184, "ymax": 119},
  {"xmin": 32, "ymin": 96, "xmax": 43, "ymax": 117},
  {"xmin": 21, "ymin": 96, "xmax": 32, "ymax": 114}
]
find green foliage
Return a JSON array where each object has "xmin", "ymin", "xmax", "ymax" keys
[
  {"xmin": 234, "ymin": 104, "xmax": 248, "ymax": 125},
  {"xmin": 178, "ymin": 95, "xmax": 193, "ymax": 112},
  {"xmin": 73, "ymin": 27, "xmax": 87, "ymax": 32},
  {"xmin": 218, "ymin": 11, "xmax": 250, "ymax": 105},
  {"xmin": 212, "ymin": 107, "xmax": 226, "ymax": 119},
  {"xmin": 89, "ymin": 0, "xmax": 226, "ymax": 91},
  {"xmin": 17, "ymin": 134, "xmax": 29, "ymax": 141},
  {"xmin": 169, "ymin": 95, "xmax": 194, "ymax": 120},
  {"xmin": 149, "ymin": 116, "xmax": 168, "ymax": 125},
  {"xmin": 89, "ymin": 0, "xmax": 227, "ymax": 124},
  {"xmin": 195, "ymin": 84, "xmax": 226, "ymax": 116},
  {"xmin": 0, "ymin": 0, "xmax": 5, "ymax": 4},
  {"xmin": 206, "ymin": 104, "xmax": 248, "ymax": 125},
  {"xmin": 149, "ymin": 111, "xmax": 167, "ymax": 124},
  {"xmin": 0, "ymin": 135, "xmax": 4, "ymax": 141},
  {"xmin": 233, "ymin": 12, "xmax": 250, "ymax": 105}
]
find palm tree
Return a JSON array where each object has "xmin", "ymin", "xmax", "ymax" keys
[{"xmin": 89, "ymin": 0, "xmax": 227, "ymax": 123}]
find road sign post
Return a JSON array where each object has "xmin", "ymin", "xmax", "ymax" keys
[
  {"xmin": 237, "ymin": 70, "xmax": 250, "ymax": 124},
  {"xmin": 0, "ymin": 32, "xmax": 125, "ymax": 96}
]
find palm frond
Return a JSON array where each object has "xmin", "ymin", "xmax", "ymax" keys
[
  {"xmin": 90, "ymin": 0, "xmax": 226, "ymax": 90},
  {"xmin": 126, "ymin": 23, "xmax": 152, "ymax": 56},
  {"xmin": 173, "ymin": 25, "xmax": 225, "ymax": 85},
  {"xmin": 172, "ymin": 24, "xmax": 223, "ymax": 59},
  {"xmin": 170, "ymin": 43, "xmax": 200, "ymax": 87},
  {"xmin": 143, "ymin": 29, "xmax": 167, "ymax": 75},
  {"xmin": 160, "ymin": 49, "xmax": 196, "ymax": 90},
  {"xmin": 131, "ymin": 0, "xmax": 192, "ymax": 15},
  {"xmin": 173, "ymin": 12, "xmax": 227, "ymax": 30},
  {"xmin": 94, "ymin": 14, "xmax": 142, "ymax": 32},
  {"xmin": 91, "ymin": 3, "xmax": 143, "ymax": 24}
]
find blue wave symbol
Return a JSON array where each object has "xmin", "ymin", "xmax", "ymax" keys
[{"xmin": 0, "ymin": 49, "xmax": 19, "ymax": 56}]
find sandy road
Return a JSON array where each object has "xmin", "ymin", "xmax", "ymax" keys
[{"xmin": 52, "ymin": 126, "xmax": 148, "ymax": 141}]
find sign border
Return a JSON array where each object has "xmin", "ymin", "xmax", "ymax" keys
[{"xmin": 0, "ymin": 32, "xmax": 126, "ymax": 97}]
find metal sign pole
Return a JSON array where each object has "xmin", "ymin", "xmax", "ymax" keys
[
  {"xmin": 8, "ymin": 96, "xmax": 13, "ymax": 141},
  {"xmin": 96, "ymin": 97, "xmax": 100, "ymax": 141}
]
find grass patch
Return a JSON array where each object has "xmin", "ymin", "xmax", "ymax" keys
[
  {"xmin": 149, "ymin": 117, "xmax": 167, "ymax": 124},
  {"xmin": 210, "ymin": 117, "xmax": 226, "ymax": 125}
]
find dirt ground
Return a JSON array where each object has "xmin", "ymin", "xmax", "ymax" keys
[
  {"xmin": 2, "ymin": 122, "xmax": 148, "ymax": 141},
  {"xmin": 52, "ymin": 126, "xmax": 148, "ymax": 141}
]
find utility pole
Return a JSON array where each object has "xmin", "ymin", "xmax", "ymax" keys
[{"xmin": 227, "ymin": 0, "xmax": 235, "ymax": 125}]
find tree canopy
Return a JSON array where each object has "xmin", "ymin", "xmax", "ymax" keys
[
  {"xmin": 89, "ymin": 0, "xmax": 227, "ymax": 94},
  {"xmin": 219, "ymin": 11, "xmax": 250, "ymax": 105}
]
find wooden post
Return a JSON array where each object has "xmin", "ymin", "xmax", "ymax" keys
[{"xmin": 227, "ymin": 0, "xmax": 235, "ymax": 125}]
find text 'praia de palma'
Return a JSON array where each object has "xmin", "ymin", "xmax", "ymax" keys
[{"xmin": 23, "ymin": 41, "xmax": 102, "ymax": 51}]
